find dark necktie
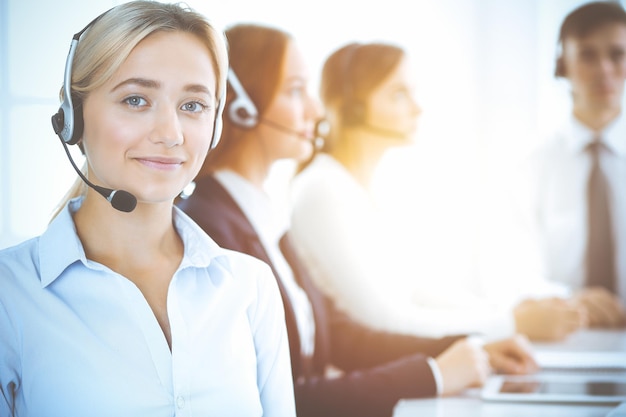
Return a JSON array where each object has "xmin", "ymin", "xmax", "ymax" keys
[{"xmin": 585, "ymin": 138, "xmax": 616, "ymax": 293}]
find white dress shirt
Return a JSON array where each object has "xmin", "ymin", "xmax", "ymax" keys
[
  {"xmin": 0, "ymin": 197, "xmax": 295, "ymax": 417},
  {"xmin": 515, "ymin": 114, "xmax": 626, "ymax": 305},
  {"xmin": 289, "ymin": 154, "xmax": 515, "ymax": 340},
  {"xmin": 214, "ymin": 170, "xmax": 316, "ymax": 358}
]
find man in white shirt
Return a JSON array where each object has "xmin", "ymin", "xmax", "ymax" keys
[{"xmin": 518, "ymin": 1, "xmax": 626, "ymax": 329}]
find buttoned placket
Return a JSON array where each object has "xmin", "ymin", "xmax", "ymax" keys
[{"xmin": 168, "ymin": 270, "xmax": 192, "ymax": 417}]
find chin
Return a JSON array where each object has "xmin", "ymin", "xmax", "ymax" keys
[{"xmin": 295, "ymin": 143, "xmax": 314, "ymax": 160}]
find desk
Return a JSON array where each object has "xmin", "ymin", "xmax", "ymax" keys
[{"xmin": 393, "ymin": 330, "xmax": 626, "ymax": 417}]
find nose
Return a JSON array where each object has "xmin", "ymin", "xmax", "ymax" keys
[{"xmin": 150, "ymin": 106, "xmax": 184, "ymax": 147}]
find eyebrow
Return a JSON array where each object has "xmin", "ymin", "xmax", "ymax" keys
[{"xmin": 111, "ymin": 78, "xmax": 213, "ymax": 95}]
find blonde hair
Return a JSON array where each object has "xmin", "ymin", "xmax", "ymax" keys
[{"xmin": 51, "ymin": 0, "xmax": 228, "ymax": 220}]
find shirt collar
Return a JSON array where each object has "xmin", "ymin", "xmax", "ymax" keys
[
  {"xmin": 213, "ymin": 169, "xmax": 288, "ymax": 246},
  {"xmin": 174, "ymin": 204, "xmax": 231, "ymax": 269},
  {"xmin": 568, "ymin": 113, "xmax": 626, "ymax": 156},
  {"xmin": 39, "ymin": 197, "xmax": 87, "ymax": 287},
  {"xmin": 39, "ymin": 197, "xmax": 230, "ymax": 288}
]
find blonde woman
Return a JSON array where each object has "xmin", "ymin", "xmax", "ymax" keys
[{"xmin": 0, "ymin": 3, "xmax": 294, "ymax": 416}]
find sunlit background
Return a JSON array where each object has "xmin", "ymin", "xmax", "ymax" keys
[{"xmin": 1, "ymin": 0, "xmax": 623, "ymax": 289}]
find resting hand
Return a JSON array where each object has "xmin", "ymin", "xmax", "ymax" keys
[
  {"xmin": 435, "ymin": 338, "xmax": 491, "ymax": 396},
  {"xmin": 484, "ymin": 334, "xmax": 539, "ymax": 375},
  {"xmin": 573, "ymin": 287, "xmax": 626, "ymax": 328},
  {"xmin": 514, "ymin": 297, "xmax": 587, "ymax": 341}
]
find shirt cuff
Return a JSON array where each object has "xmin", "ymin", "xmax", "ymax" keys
[
  {"xmin": 426, "ymin": 357, "xmax": 443, "ymax": 396},
  {"xmin": 466, "ymin": 335, "xmax": 485, "ymax": 347}
]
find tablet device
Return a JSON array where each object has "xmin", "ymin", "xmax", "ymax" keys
[{"xmin": 481, "ymin": 374, "xmax": 626, "ymax": 404}]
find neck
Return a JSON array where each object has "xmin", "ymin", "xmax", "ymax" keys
[
  {"xmin": 331, "ymin": 129, "xmax": 388, "ymax": 188},
  {"xmin": 573, "ymin": 104, "xmax": 621, "ymax": 132},
  {"xmin": 74, "ymin": 192, "xmax": 181, "ymax": 272},
  {"xmin": 205, "ymin": 134, "xmax": 272, "ymax": 189}
]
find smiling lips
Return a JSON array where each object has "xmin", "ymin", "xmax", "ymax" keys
[{"xmin": 136, "ymin": 156, "xmax": 184, "ymax": 170}]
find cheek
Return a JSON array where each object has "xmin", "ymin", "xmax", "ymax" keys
[
  {"xmin": 84, "ymin": 109, "xmax": 142, "ymax": 151},
  {"xmin": 370, "ymin": 104, "xmax": 402, "ymax": 126},
  {"xmin": 186, "ymin": 124, "xmax": 213, "ymax": 162}
]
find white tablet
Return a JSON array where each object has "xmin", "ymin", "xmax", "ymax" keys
[{"xmin": 481, "ymin": 374, "xmax": 626, "ymax": 405}]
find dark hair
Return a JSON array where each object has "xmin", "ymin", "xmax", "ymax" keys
[
  {"xmin": 555, "ymin": 2, "xmax": 626, "ymax": 77},
  {"xmin": 559, "ymin": 1, "xmax": 626, "ymax": 43}
]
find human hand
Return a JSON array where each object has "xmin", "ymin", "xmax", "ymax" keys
[
  {"xmin": 435, "ymin": 338, "xmax": 491, "ymax": 396},
  {"xmin": 484, "ymin": 334, "xmax": 539, "ymax": 375},
  {"xmin": 514, "ymin": 297, "xmax": 587, "ymax": 341},
  {"xmin": 573, "ymin": 287, "xmax": 626, "ymax": 328}
]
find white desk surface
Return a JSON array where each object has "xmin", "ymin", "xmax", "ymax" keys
[{"xmin": 393, "ymin": 330, "xmax": 626, "ymax": 417}]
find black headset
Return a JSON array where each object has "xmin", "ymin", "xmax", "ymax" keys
[{"xmin": 51, "ymin": 7, "xmax": 225, "ymax": 149}]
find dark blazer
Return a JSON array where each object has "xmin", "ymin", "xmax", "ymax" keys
[{"xmin": 177, "ymin": 175, "xmax": 462, "ymax": 417}]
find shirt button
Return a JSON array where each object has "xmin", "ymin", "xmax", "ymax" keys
[{"xmin": 176, "ymin": 395, "xmax": 185, "ymax": 409}]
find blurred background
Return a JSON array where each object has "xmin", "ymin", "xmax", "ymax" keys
[{"xmin": 1, "ymin": 0, "xmax": 622, "ymax": 284}]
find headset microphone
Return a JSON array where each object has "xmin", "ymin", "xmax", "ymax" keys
[
  {"xmin": 361, "ymin": 123, "xmax": 411, "ymax": 139},
  {"xmin": 58, "ymin": 136, "xmax": 137, "ymax": 213},
  {"xmin": 260, "ymin": 118, "xmax": 305, "ymax": 137}
]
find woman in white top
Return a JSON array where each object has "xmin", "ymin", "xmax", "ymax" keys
[
  {"xmin": 0, "ymin": 2, "xmax": 295, "ymax": 416},
  {"xmin": 290, "ymin": 41, "xmax": 586, "ymax": 342}
]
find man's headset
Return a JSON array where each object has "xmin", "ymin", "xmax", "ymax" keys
[
  {"xmin": 50, "ymin": 6, "xmax": 225, "ymax": 212},
  {"xmin": 554, "ymin": 43, "xmax": 566, "ymax": 78}
]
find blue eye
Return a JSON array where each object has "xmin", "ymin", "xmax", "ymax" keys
[
  {"xmin": 182, "ymin": 101, "xmax": 208, "ymax": 113},
  {"xmin": 124, "ymin": 96, "xmax": 147, "ymax": 107}
]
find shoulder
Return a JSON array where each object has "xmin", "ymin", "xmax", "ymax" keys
[
  {"xmin": 220, "ymin": 247, "xmax": 272, "ymax": 277},
  {"xmin": 0, "ymin": 238, "xmax": 43, "ymax": 323},
  {"xmin": 292, "ymin": 154, "xmax": 354, "ymax": 203},
  {"xmin": 213, "ymin": 248, "xmax": 281, "ymax": 310},
  {"xmin": 0, "ymin": 238, "xmax": 40, "ymax": 285}
]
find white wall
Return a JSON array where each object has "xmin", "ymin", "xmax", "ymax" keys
[{"xmin": 0, "ymin": 0, "xmax": 606, "ymax": 251}]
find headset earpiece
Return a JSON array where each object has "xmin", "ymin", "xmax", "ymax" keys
[
  {"xmin": 555, "ymin": 56, "xmax": 566, "ymax": 78},
  {"xmin": 553, "ymin": 38, "xmax": 566, "ymax": 78},
  {"xmin": 209, "ymin": 89, "xmax": 226, "ymax": 149},
  {"xmin": 51, "ymin": 35, "xmax": 83, "ymax": 145},
  {"xmin": 226, "ymin": 68, "xmax": 259, "ymax": 129},
  {"xmin": 51, "ymin": 10, "xmax": 110, "ymax": 146}
]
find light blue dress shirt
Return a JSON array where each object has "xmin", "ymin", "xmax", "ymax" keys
[{"xmin": 0, "ymin": 197, "xmax": 295, "ymax": 417}]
